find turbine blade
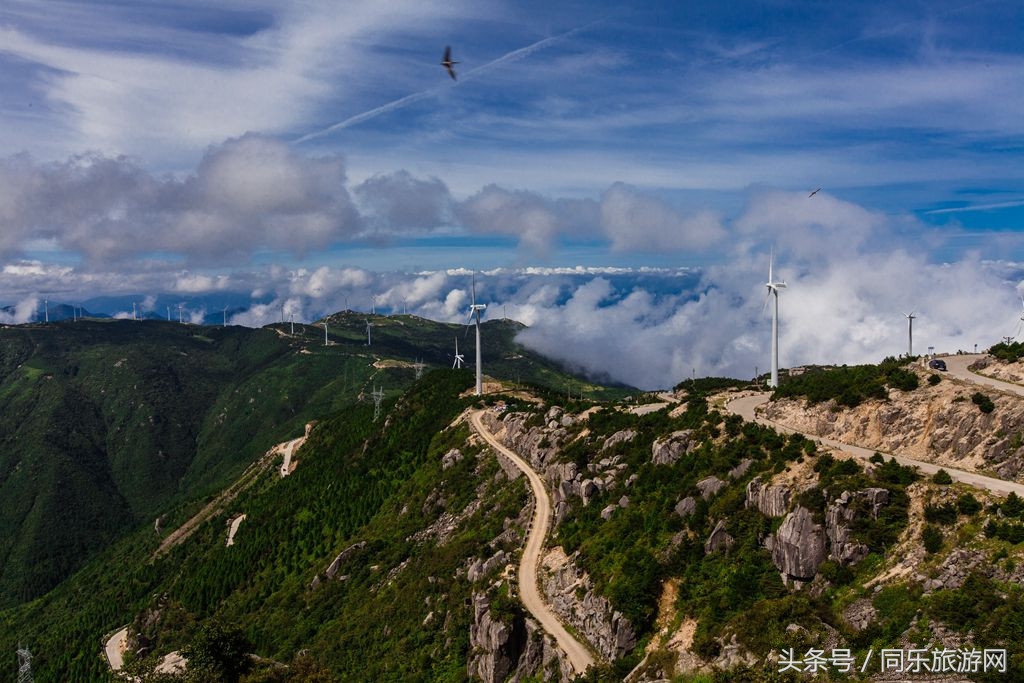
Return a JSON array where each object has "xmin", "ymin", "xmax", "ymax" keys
[{"xmin": 761, "ymin": 288, "xmax": 771, "ymax": 316}]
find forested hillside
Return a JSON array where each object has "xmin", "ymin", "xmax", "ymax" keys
[{"xmin": 0, "ymin": 313, "xmax": 618, "ymax": 611}]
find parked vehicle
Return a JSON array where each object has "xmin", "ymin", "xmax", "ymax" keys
[{"xmin": 929, "ymin": 359, "xmax": 947, "ymax": 371}]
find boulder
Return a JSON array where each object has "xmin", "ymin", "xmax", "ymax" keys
[
  {"xmin": 651, "ymin": 430, "xmax": 694, "ymax": 465},
  {"xmin": 746, "ymin": 477, "xmax": 791, "ymax": 517},
  {"xmin": 705, "ymin": 519, "xmax": 735, "ymax": 554},
  {"xmin": 603, "ymin": 429, "xmax": 637, "ymax": 451},
  {"xmin": 771, "ymin": 507, "xmax": 827, "ymax": 582},
  {"xmin": 697, "ymin": 476, "xmax": 726, "ymax": 500},
  {"xmin": 674, "ymin": 496, "xmax": 697, "ymax": 517}
]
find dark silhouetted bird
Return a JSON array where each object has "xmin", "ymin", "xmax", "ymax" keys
[
  {"xmin": 808, "ymin": 187, "xmax": 822, "ymax": 198},
  {"xmin": 441, "ymin": 46, "xmax": 459, "ymax": 80}
]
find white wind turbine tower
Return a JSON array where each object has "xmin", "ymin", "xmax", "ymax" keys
[
  {"xmin": 222, "ymin": 306, "xmax": 229, "ymax": 327},
  {"xmin": 905, "ymin": 312, "xmax": 916, "ymax": 357},
  {"xmin": 453, "ymin": 337, "xmax": 465, "ymax": 369},
  {"xmin": 467, "ymin": 273, "xmax": 487, "ymax": 396},
  {"xmin": 763, "ymin": 250, "xmax": 787, "ymax": 388},
  {"xmin": 365, "ymin": 319, "xmax": 372, "ymax": 346}
]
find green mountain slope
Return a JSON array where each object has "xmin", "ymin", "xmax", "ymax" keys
[{"xmin": 0, "ymin": 314, "xmax": 628, "ymax": 611}]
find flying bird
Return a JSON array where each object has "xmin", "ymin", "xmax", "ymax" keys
[
  {"xmin": 808, "ymin": 187, "xmax": 822, "ymax": 198},
  {"xmin": 441, "ymin": 46, "xmax": 459, "ymax": 80}
]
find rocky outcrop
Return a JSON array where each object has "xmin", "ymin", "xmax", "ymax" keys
[
  {"xmin": 468, "ymin": 550, "xmax": 509, "ymax": 583},
  {"xmin": 704, "ymin": 520, "xmax": 734, "ymax": 554},
  {"xmin": 467, "ymin": 591, "xmax": 571, "ymax": 683},
  {"xmin": 675, "ymin": 496, "xmax": 697, "ymax": 518},
  {"xmin": 442, "ymin": 448, "xmax": 464, "ymax": 469},
  {"xmin": 769, "ymin": 507, "xmax": 827, "ymax": 583},
  {"xmin": 310, "ymin": 541, "xmax": 367, "ymax": 587},
  {"xmin": 745, "ymin": 477, "xmax": 791, "ymax": 517},
  {"xmin": 541, "ymin": 548, "xmax": 636, "ymax": 661},
  {"xmin": 651, "ymin": 430, "xmax": 695, "ymax": 465},
  {"xmin": 824, "ymin": 489, "xmax": 889, "ymax": 565},
  {"xmin": 602, "ymin": 429, "xmax": 637, "ymax": 451},
  {"xmin": 696, "ymin": 476, "xmax": 726, "ymax": 500},
  {"xmin": 468, "ymin": 591, "xmax": 527, "ymax": 683},
  {"xmin": 729, "ymin": 458, "xmax": 754, "ymax": 479}
]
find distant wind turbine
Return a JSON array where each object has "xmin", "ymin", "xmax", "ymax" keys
[
  {"xmin": 366, "ymin": 319, "xmax": 372, "ymax": 346},
  {"xmin": 222, "ymin": 306, "xmax": 229, "ymax": 328},
  {"xmin": 467, "ymin": 273, "xmax": 487, "ymax": 396},
  {"xmin": 453, "ymin": 337, "xmax": 465, "ymax": 369},
  {"xmin": 905, "ymin": 312, "xmax": 916, "ymax": 356},
  {"xmin": 763, "ymin": 250, "xmax": 787, "ymax": 388}
]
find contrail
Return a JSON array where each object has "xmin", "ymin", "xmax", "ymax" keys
[
  {"xmin": 924, "ymin": 199, "xmax": 1024, "ymax": 215},
  {"xmin": 292, "ymin": 23, "xmax": 594, "ymax": 145}
]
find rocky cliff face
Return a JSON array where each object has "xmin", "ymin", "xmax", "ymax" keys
[
  {"xmin": 760, "ymin": 372, "xmax": 1024, "ymax": 478},
  {"xmin": 468, "ymin": 590, "xmax": 571, "ymax": 683},
  {"xmin": 768, "ymin": 506, "xmax": 827, "ymax": 583},
  {"xmin": 540, "ymin": 547, "xmax": 637, "ymax": 660}
]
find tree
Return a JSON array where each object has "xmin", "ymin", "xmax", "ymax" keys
[{"xmin": 180, "ymin": 621, "xmax": 252, "ymax": 683}]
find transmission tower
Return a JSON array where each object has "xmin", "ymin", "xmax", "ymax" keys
[
  {"xmin": 413, "ymin": 358, "xmax": 425, "ymax": 380},
  {"xmin": 17, "ymin": 644, "xmax": 33, "ymax": 683},
  {"xmin": 372, "ymin": 385, "xmax": 385, "ymax": 422}
]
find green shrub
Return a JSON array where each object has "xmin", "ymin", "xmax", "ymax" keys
[
  {"xmin": 956, "ymin": 493, "xmax": 982, "ymax": 515},
  {"xmin": 932, "ymin": 469, "xmax": 953, "ymax": 485},
  {"xmin": 1003, "ymin": 492, "xmax": 1024, "ymax": 518},
  {"xmin": 972, "ymin": 392, "xmax": 995, "ymax": 413},
  {"xmin": 924, "ymin": 502, "xmax": 957, "ymax": 525},
  {"xmin": 922, "ymin": 524, "xmax": 943, "ymax": 553},
  {"xmin": 928, "ymin": 373, "xmax": 941, "ymax": 385}
]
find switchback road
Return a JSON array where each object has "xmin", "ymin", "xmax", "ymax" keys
[{"xmin": 470, "ymin": 410, "xmax": 596, "ymax": 677}]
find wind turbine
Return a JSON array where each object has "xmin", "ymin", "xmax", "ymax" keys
[
  {"xmin": 905, "ymin": 312, "xmax": 916, "ymax": 357},
  {"xmin": 43, "ymin": 299, "xmax": 48, "ymax": 323},
  {"xmin": 467, "ymin": 273, "xmax": 486, "ymax": 395},
  {"xmin": 453, "ymin": 337, "xmax": 465, "ymax": 369},
  {"xmin": 132, "ymin": 302, "xmax": 137, "ymax": 321},
  {"xmin": 365, "ymin": 319, "xmax": 372, "ymax": 346},
  {"xmin": 323, "ymin": 319, "xmax": 329, "ymax": 346},
  {"xmin": 1015, "ymin": 297, "xmax": 1024, "ymax": 340},
  {"xmin": 763, "ymin": 250, "xmax": 787, "ymax": 388},
  {"xmin": 222, "ymin": 306, "xmax": 229, "ymax": 327}
]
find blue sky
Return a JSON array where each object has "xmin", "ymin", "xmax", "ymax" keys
[{"xmin": 1, "ymin": 0, "xmax": 1023, "ymax": 387}]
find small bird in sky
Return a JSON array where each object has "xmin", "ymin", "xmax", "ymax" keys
[
  {"xmin": 808, "ymin": 187, "xmax": 822, "ymax": 198},
  {"xmin": 441, "ymin": 46, "xmax": 459, "ymax": 80}
]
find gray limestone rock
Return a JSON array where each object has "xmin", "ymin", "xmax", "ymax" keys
[
  {"xmin": 704, "ymin": 519, "xmax": 735, "ymax": 554},
  {"xmin": 771, "ymin": 507, "xmax": 827, "ymax": 582},
  {"xmin": 697, "ymin": 476, "xmax": 727, "ymax": 500},
  {"xmin": 745, "ymin": 477, "xmax": 791, "ymax": 517},
  {"xmin": 603, "ymin": 429, "xmax": 637, "ymax": 451},
  {"xmin": 674, "ymin": 496, "xmax": 697, "ymax": 517},
  {"xmin": 651, "ymin": 430, "xmax": 694, "ymax": 465}
]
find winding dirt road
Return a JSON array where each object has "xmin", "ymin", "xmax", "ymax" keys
[
  {"xmin": 726, "ymin": 390, "xmax": 1024, "ymax": 497},
  {"xmin": 469, "ymin": 410, "xmax": 596, "ymax": 677}
]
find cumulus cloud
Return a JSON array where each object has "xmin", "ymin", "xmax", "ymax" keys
[
  {"xmin": 457, "ymin": 184, "xmax": 599, "ymax": 255},
  {"xmin": 354, "ymin": 170, "xmax": 454, "ymax": 234},
  {"xmin": 600, "ymin": 182, "xmax": 727, "ymax": 252},
  {"xmin": 0, "ymin": 135, "xmax": 360, "ymax": 263}
]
